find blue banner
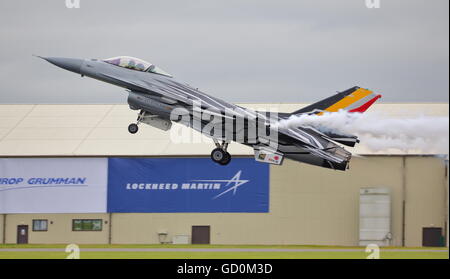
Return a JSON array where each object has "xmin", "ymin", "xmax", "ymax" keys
[{"xmin": 107, "ymin": 158, "xmax": 269, "ymax": 212}]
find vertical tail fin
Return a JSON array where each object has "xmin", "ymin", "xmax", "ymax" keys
[{"xmin": 292, "ymin": 86, "xmax": 382, "ymax": 115}]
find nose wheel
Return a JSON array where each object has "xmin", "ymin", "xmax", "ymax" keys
[
  {"xmin": 128, "ymin": 123, "xmax": 139, "ymax": 134},
  {"xmin": 128, "ymin": 110, "xmax": 146, "ymax": 134},
  {"xmin": 211, "ymin": 140, "xmax": 231, "ymax": 165}
]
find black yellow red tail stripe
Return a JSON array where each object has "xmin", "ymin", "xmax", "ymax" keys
[{"xmin": 292, "ymin": 86, "xmax": 381, "ymax": 115}]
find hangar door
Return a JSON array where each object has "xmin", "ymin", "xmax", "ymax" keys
[
  {"xmin": 192, "ymin": 226, "xmax": 210, "ymax": 244},
  {"xmin": 359, "ymin": 187, "xmax": 391, "ymax": 246}
]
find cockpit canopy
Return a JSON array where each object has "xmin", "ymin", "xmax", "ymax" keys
[{"xmin": 103, "ymin": 56, "xmax": 172, "ymax": 77}]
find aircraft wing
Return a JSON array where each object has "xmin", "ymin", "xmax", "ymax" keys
[
  {"xmin": 101, "ymin": 71, "xmax": 239, "ymax": 114},
  {"xmin": 146, "ymin": 77, "xmax": 238, "ymax": 113}
]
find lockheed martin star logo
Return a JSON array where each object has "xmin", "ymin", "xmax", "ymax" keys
[{"xmin": 192, "ymin": 170, "xmax": 249, "ymax": 199}]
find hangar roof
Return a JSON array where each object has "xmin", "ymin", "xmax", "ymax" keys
[{"xmin": 0, "ymin": 103, "xmax": 448, "ymax": 156}]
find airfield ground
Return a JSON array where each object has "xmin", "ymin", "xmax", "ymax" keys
[{"xmin": 0, "ymin": 244, "xmax": 447, "ymax": 259}]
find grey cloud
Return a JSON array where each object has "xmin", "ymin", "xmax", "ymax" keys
[{"xmin": 0, "ymin": 0, "xmax": 448, "ymax": 104}]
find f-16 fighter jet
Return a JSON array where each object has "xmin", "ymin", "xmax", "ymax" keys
[{"xmin": 38, "ymin": 55, "xmax": 381, "ymax": 170}]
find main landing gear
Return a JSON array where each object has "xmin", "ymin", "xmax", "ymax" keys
[{"xmin": 211, "ymin": 139, "xmax": 231, "ymax": 166}]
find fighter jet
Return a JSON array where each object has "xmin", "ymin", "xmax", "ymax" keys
[{"xmin": 38, "ymin": 55, "xmax": 381, "ymax": 170}]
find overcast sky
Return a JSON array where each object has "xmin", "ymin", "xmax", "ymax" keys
[{"xmin": 0, "ymin": 0, "xmax": 448, "ymax": 104}]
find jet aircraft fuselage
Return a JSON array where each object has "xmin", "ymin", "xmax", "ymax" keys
[{"xmin": 39, "ymin": 56, "xmax": 381, "ymax": 170}]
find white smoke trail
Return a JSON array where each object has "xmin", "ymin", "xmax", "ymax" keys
[{"xmin": 279, "ymin": 110, "xmax": 449, "ymax": 154}]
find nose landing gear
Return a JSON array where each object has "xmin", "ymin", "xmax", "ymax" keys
[
  {"xmin": 128, "ymin": 110, "xmax": 145, "ymax": 134},
  {"xmin": 211, "ymin": 139, "xmax": 231, "ymax": 165}
]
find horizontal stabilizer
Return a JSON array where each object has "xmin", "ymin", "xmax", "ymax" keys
[{"xmin": 319, "ymin": 131, "xmax": 360, "ymax": 147}]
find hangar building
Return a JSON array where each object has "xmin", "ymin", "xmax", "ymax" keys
[{"xmin": 0, "ymin": 103, "xmax": 448, "ymax": 247}]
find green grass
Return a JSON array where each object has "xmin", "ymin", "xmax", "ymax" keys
[
  {"xmin": 0, "ymin": 251, "xmax": 447, "ymax": 259},
  {"xmin": 0, "ymin": 244, "xmax": 448, "ymax": 259}
]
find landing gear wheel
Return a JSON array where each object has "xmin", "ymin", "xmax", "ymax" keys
[
  {"xmin": 128, "ymin": 123, "xmax": 139, "ymax": 134},
  {"xmin": 211, "ymin": 148, "xmax": 232, "ymax": 165},
  {"xmin": 211, "ymin": 148, "xmax": 226, "ymax": 163},
  {"xmin": 218, "ymin": 152, "xmax": 231, "ymax": 166}
]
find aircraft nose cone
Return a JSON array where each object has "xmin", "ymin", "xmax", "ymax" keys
[{"xmin": 43, "ymin": 57, "xmax": 83, "ymax": 74}]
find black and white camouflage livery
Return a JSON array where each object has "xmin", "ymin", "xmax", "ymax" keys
[{"xmin": 39, "ymin": 56, "xmax": 381, "ymax": 170}]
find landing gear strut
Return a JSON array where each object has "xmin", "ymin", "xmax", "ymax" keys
[{"xmin": 211, "ymin": 139, "xmax": 231, "ymax": 165}]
